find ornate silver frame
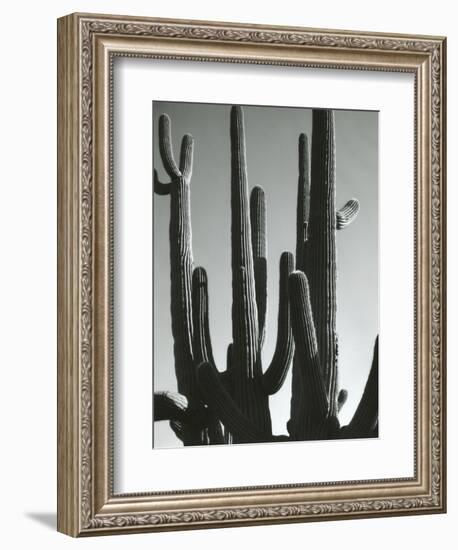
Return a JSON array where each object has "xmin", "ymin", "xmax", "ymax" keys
[{"xmin": 57, "ymin": 13, "xmax": 446, "ymax": 536}]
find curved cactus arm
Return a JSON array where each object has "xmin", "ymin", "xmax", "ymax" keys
[
  {"xmin": 190, "ymin": 266, "xmax": 228, "ymax": 444},
  {"xmin": 250, "ymin": 186, "xmax": 267, "ymax": 348},
  {"xmin": 262, "ymin": 251, "xmax": 295, "ymax": 395},
  {"xmin": 342, "ymin": 336, "xmax": 379, "ymax": 437},
  {"xmin": 179, "ymin": 134, "xmax": 194, "ymax": 180},
  {"xmin": 197, "ymin": 361, "xmax": 269, "ymax": 443},
  {"xmin": 192, "ymin": 267, "xmax": 216, "ymax": 367},
  {"xmin": 336, "ymin": 199, "xmax": 360, "ymax": 229},
  {"xmin": 153, "ymin": 169, "xmax": 171, "ymax": 196},
  {"xmin": 230, "ymin": 106, "xmax": 259, "ymax": 376},
  {"xmin": 190, "ymin": 266, "xmax": 229, "ymax": 444},
  {"xmin": 153, "ymin": 391, "xmax": 206, "ymax": 426},
  {"xmin": 153, "ymin": 391, "xmax": 188, "ymax": 422},
  {"xmin": 296, "ymin": 133, "xmax": 310, "ymax": 272},
  {"xmin": 158, "ymin": 113, "xmax": 181, "ymax": 178},
  {"xmin": 288, "ymin": 271, "xmax": 329, "ymax": 440},
  {"xmin": 304, "ymin": 109, "xmax": 337, "ymax": 397}
]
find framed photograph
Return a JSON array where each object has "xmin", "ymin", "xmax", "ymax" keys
[{"xmin": 57, "ymin": 13, "xmax": 446, "ymax": 536}]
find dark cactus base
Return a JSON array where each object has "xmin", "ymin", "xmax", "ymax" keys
[{"xmin": 153, "ymin": 105, "xmax": 378, "ymax": 446}]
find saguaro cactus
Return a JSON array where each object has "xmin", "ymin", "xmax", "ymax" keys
[
  {"xmin": 288, "ymin": 109, "xmax": 376, "ymax": 441},
  {"xmin": 153, "ymin": 105, "xmax": 378, "ymax": 446},
  {"xmin": 153, "ymin": 115, "xmax": 223, "ymax": 445}
]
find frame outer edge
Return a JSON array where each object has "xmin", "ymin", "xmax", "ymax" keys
[
  {"xmin": 439, "ymin": 37, "xmax": 446, "ymax": 512},
  {"xmin": 57, "ymin": 14, "xmax": 82, "ymax": 537},
  {"xmin": 68, "ymin": 11, "xmax": 447, "ymax": 41},
  {"xmin": 56, "ymin": 12, "xmax": 447, "ymax": 536}
]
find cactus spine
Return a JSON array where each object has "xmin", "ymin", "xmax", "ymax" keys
[{"xmin": 154, "ymin": 105, "xmax": 378, "ymax": 445}]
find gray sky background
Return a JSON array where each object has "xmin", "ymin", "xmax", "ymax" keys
[{"xmin": 153, "ymin": 101, "xmax": 378, "ymax": 448}]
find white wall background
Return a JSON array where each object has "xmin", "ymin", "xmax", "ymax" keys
[{"xmin": 0, "ymin": 1, "xmax": 453, "ymax": 548}]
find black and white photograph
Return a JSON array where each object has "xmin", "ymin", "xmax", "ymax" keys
[{"xmin": 152, "ymin": 101, "xmax": 379, "ymax": 448}]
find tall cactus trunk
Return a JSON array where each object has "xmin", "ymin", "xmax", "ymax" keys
[
  {"xmin": 289, "ymin": 109, "xmax": 366, "ymax": 439},
  {"xmin": 304, "ymin": 110, "xmax": 338, "ymax": 415},
  {"xmin": 230, "ymin": 106, "xmax": 259, "ymax": 379},
  {"xmin": 169, "ymin": 177, "xmax": 194, "ymax": 397},
  {"xmin": 230, "ymin": 106, "xmax": 271, "ymax": 441},
  {"xmin": 290, "ymin": 133, "xmax": 310, "ymax": 434}
]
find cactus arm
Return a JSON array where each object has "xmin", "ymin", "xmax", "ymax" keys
[
  {"xmin": 250, "ymin": 186, "xmax": 267, "ymax": 347},
  {"xmin": 190, "ymin": 266, "xmax": 227, "ymax": 444},
  {"xmin": 262, "ymin": 251, "xmax": 295, "ymax": 395},
  {"xmin": 288, "ymin": 271, "xmax": 329, "ymax": 440},
  {"xmin": 198, "ymin": 361, "xmax": 269, "ymax": 443},
  {"xmin": 153, "ymin": 390, "xmax": 224, "ymax": 444},
  {"xmin": 153, "ymin": 169, "xmax": 172, "ymax": 196},
  {"xmin": 158, "ymin": 113, "xmax": 181, "ymax": 178},
  {"xmin": 179, "ymin": 134, "xmax": 194, "ymax": 179},
  {"xmin": 153, "ymin": 391, "xmax": 188, "ymax": 422},
  {"xmin": 192, "ymin": 267, "xmax": 216, "ymax": 367},
  {"xmin": 343, "ymin": 336, "xmax": 379, "ymax": 437},
  {"xmin": 296, "ymin": 133, "xmax": 310, "ymax": 271},
  {"xmin": 336, "ymin": 199, "xmax": 360, "ymax": 229},
  {"xmin": 153, "ymin": 391, "xmax": 207, "ymax": 426},
  {"xmin": 304, "ymin": 109, "xmax": 338, "ymax": 400},
  {"xmin": 230, "ymin": 106, "xmax": 259, "ymax": 378}
]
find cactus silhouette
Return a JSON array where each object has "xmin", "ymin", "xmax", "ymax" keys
[{"xmin": 153, "ymin": 105, "xmax": 378, "ymax": 445}]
